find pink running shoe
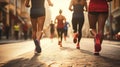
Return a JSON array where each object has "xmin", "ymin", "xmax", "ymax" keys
[
  {"xmin": 76, "ymin": 43, "xmax": 80, "ymax": 49},
  {"xmin": 73, "ymin": 33, "xmax": 78, "ymax": 43},
  {"xmin": 58, "ymin": 41, "xmax": 62, "ymax": 47},
  {"xmin": 94, "ymin": 34, "xmax": 101, "ymax": 53}
]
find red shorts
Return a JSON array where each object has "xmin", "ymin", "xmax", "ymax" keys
[{"xmin": 88, "ymin": 0, "xmax": 108, "ymax": 12}]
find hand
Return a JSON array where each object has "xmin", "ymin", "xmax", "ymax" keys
[
  {"xmin": 84, "ymin": 9, "xmax": 87, "ymax": 12},
  {"xmin": 69, "ymin": 8, "xmax": 73, "ymax": 11},
  {"xmin": 49, "ymin": 3, "xmax": 53, "ymax": 6},
  {"xmin": 25, "ymin": 3, "xmax": 30, "ymax": 7}
]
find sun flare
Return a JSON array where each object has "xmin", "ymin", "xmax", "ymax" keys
[{"xmin": 50, "ymin": 0, "xmax": 72, "ymax": 22}]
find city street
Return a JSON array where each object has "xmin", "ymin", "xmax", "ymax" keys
[{"xmin": 0, "ymin": 37, "xmax": 120, "ymax": 67}]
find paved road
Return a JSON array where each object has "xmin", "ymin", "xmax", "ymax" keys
[{"xmin": 0, "ymin": 37, "xmax": 120, "ymax": 67}]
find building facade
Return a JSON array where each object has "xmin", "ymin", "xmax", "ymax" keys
[
  {"xmin": 111, "ymin": 0, "xmax": 120, "ymax": 34},
  {"xmin": 0, "ymin": 0, "xmax": 29, "ymax": 39}
]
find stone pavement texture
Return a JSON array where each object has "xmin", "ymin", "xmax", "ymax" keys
[{"xmin": 0, "ymin": 38, "xmax": 120, "ymax": 67}]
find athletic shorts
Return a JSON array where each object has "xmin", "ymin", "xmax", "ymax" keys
[
  {"xmin": 30, "ymin": 8, "xmax": 45, "ymax": 18},
  {"xmin": 88, "ymin": 12, "xmax": 108, "ymax": 15}
]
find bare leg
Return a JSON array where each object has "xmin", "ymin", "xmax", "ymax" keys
[
  {"xmin": 88, "ymin": 13, "xmax": 100, "ymax": 55},
  {"xmin": 98, "ymin": 13, "xmax": 108, "ymax": 43},
  {"xmin": 31, "ymin": 18, "xmax": 37, "ymax": 40},
  {"xmin": 37, "ymin": 16, "xmax": 45, "ymax": 40},
  {"xmin": 31, "ymin": 16, "xmax": 45, "ymax": 53},
  {"xmin": 88, "ymin": 13, "xmax": 98, "ymax": 37}
]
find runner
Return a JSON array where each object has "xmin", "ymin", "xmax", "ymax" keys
[
  {"xmin": 54, "ymin": 9, "xmax": 66, "ymax": 47},
  {"xmin": 69, "ymin": 0, "xmax": 87, "ymax": 49},
  {"xmin": 25, "ymin": 0, "xmax": 53, "ymax": 53},
  {"xmin": 88, "ymin": 0, "xmax": 112, "ymax": 55}
]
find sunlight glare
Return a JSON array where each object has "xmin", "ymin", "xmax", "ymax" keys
[{"xmin": 50, "ymin": 0, "xmax": 72, "ymax": 22}]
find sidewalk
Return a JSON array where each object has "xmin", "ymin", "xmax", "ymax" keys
[
  {"xmin": 0, "ymin": 39, "xmax": 27, "ymax": 44},
  {"xmin": 0, "ymin": 36, "xmax": 32, "ymax": 44}
]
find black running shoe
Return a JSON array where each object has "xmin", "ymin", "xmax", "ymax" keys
[{"xmin": 34, "ymin": 40, "xmax": 41, "ymax": 53}]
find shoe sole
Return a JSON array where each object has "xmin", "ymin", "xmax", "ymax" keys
[
  {"xmin": 76, "ymin": 47, "xmax": 80, "ymax": 49},
  {"xmin": 94, "ymin": 52, "xmax": 100, "ymax": 56}
]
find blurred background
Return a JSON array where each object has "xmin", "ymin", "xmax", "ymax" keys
[{"xmin": 0, "ymin": 0, "xmax": 120, "ymax": 41}]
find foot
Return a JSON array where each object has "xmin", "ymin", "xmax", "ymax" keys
[
  {"xmin": 94, "ymin": 52, "xmax": 100, "ymax": 56},
  {"xmin": 94, "ymin": 34, "xmax": 101, "ymax": 52},
  {"xmin": 64, "ymin": 36, "xmax": 66, "ymax": 41},
  {"xmin": 73, "ymin": 33, "xmax": 78, "ymax": 43},
  {"xmin": 76, "ymin": 43, "xmax": 80, "ymax": 49},
  {"xmin": 58, "ymin": 41, "xmax": 62, "ymax": 47},
  {"xmin": 34, "ymin": 40, "xmax": 41, "ymax": 53},
  {"xmin": 34, "ymin": 51, "xmax": 41, "ymax": 55},
  {"xmin": 76, "ymin": 47, "xmax": 80, "ymax": 49}
]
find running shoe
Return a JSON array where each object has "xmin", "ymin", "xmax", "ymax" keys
[
  {"xmin": 94, "ymin": 52, "xmax": 99, "ymax": 56},
  {"xmin": 58, "ymin": 41, "xmax": 62, "ymax": 47},
  {"xmin": 94, "ymin": 34, "xmax": 101, "ymax": 53},
  {"xmin": 73, "ymin": 33, "xmax": 78, "ymax": 43},
  {"xmin": 34, "ymin": 40, "xmax": 41, "ymax": 53},
  {"xmin": 76, "ymin": 43, "xmax": 80, "ymax": 49}
]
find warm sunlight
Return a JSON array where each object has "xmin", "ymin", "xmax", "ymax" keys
[{"xmin": 50, "ymin": 0, "xmax": 72, "ymax": 22}]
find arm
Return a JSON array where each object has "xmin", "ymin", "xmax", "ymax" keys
[
  {"xmin": 47, "ymin": 0, "xmax": 53, "ymax": 6},
  {"xmin": 69, "ymin": 0, "xmax": 73, "ymax": 11},
  {"xmin": 54, "ymin": 16, "xmax": 58, "ymax": 25},
  {"xmin": 25, "ymin": 0, "xmax": 30, "ymax": 7},
  {"xmin": 63, "ymin": 16, "xmax": 66, "ymax": 23},
  {"xmin": 84, "ymin": 0, "xmax": 87, "ymax": 11},
  {"xmin": 54, "ymin": 17, "xmax": 58, "ymax": 28}
]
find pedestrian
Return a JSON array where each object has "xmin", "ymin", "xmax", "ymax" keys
[
  {"xmin": 13, "ymin": 23, "xmax": 20, "ymax": 40},
  {"xmin": 54, "ymin": 9, "xmax": 66, "ymax": 47},
  {"xmin": 49, "ymin": 20, "xmax": 55, "ymax": 40},
  {"xmin": 63, "ymin": 21, "xmax": 70, "ymax": 41},
  {"xmin": 22, "ymin": 22, "xmax": 28, "ymax": 40},
  {"xmin": 25, "ymin": 0, "xmax": 53, "ymax": 53},
  {"xmin": 0, "ymin": 21, "xmax": 3, "ymax": 40},
  {"xmin": 88, "ymin": 0, "xmax": 112, "ymax": 55},
  {"xmin": 69, "ymin": 0, "xmax": 87, "ymax": 49},
  {"xmin": 5, "ymin": 24, "xmax": 10, "ymax": 39}
]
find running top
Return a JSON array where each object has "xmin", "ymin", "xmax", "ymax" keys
[
  {"xmin": 31, "ymin": 0, "xmax": 44, "ymax": 8},
  {"xmin": 73, "ymin": 4, "xmax": 84, "ymax": 18},
  {"xmin": 57, "ymin": 18, "xmax": 64, "ymax": 28},
  {"xmin": 88, "ymin": 0, "xmax": 108, "ymax": 12},
  {"xmin": 73, "ymin": 4, "xmax": 84, "ymax": 14}
]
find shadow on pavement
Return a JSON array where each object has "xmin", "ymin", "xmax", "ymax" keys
[
  {"xmin": 60, "ymin": 47, "xmax": 76, "ymax": 51},
  {"xmin": 80, "ymin": 49, "xmax": 120, "ymax": 67},
  {"xmin": 1, "ymin": 46, "xmax": 120, "ymax": 67},
  {"xmin": 1, "ymin": 54, "xmax": 47, "ymax": 67}
]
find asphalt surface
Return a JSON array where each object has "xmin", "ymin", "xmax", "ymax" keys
[{"xmin": 0, "ymin": 37, "xmax": 120, "ymax": 67}]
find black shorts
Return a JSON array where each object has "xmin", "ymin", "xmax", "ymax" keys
[
  {"xmin": 88, "ymin": 12, "xmax": 108, "ymax": 15},
  {"xmin": 30, "ymin": 8, "xmax": 45, "ymax": 18}
]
